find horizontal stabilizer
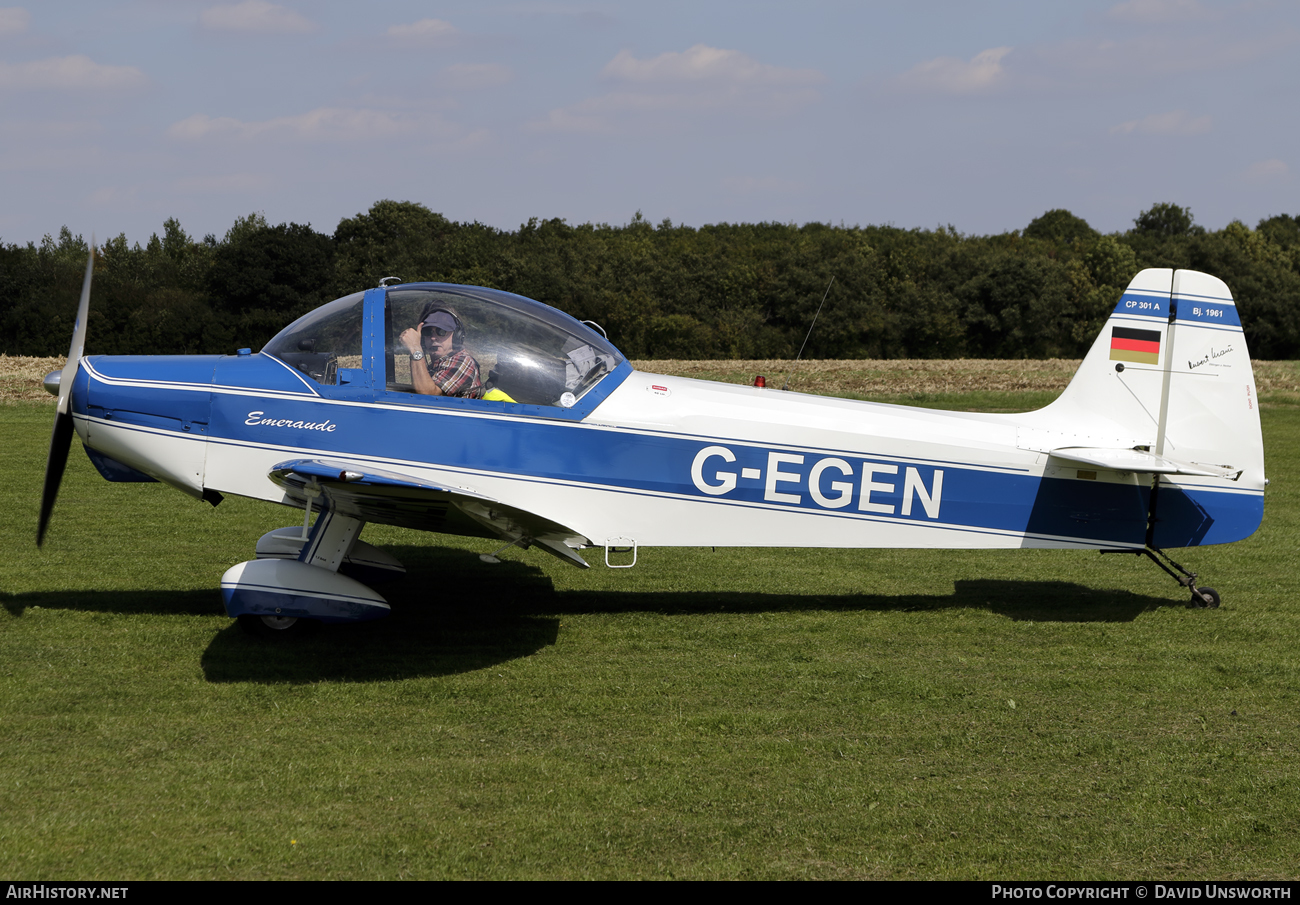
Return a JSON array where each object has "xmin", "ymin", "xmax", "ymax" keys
[{"xmin": 1049, "ymin": 447, "xmax": 1235, "ymax": 478}]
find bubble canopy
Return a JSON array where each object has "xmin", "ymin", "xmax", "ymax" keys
[{"xmin": 262, "ymin": 284, "xmax": 626, "ymax": 410}]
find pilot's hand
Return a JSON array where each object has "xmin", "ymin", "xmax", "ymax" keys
[{"xmin": 399, "ymin": 327, "xmax": 421, "ymax": 354}]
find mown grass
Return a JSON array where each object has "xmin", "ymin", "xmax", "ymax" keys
[{"xmin": 2, "ymin": 374, "xmax": 1298, "ymax": 879}]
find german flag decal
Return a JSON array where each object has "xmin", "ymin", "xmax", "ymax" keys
[{"xmin": 1110, "ymin": 326, "xmax": 1161, "ymax": 365}]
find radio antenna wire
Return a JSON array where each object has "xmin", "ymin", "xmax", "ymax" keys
[{"xmin": 782, "ymin": 276, "xmax": 834, "ymax": 391}]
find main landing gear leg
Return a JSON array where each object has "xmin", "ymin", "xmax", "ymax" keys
[{"xmin": 1101, "ymin": 547, "xmax": 1221, "ymax": 608}]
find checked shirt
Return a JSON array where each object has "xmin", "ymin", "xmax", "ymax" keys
[{"xmin": 425, "ymin": 348, "xmax": 484, "ymax": 399}]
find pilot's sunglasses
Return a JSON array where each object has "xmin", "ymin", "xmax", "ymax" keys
[{"xmin": 421, "ymin": 324, "xmax": 453, "ymax": 338}]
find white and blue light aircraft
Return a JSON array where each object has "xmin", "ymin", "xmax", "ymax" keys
[{"xmin": 39, "ymin": 256, "xmax": 1265, "ymax": 635}]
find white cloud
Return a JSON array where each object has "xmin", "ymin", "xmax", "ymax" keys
[
  {"xmin": 199, "ymin": 1, "xmax": 316, "ymax": 35},
  {"xmin": 531, "ymin": 45, "xmax": 823, "ymax": 133},
  {"xmin": 442, "ymin": 63, "xmax": 512, "ymax": 89},
  {"xmin": 1107, "ymin": 0, "xmax": 1211, "ymax": 24},
  {"xmin": 386, "ymin": 18, "xmax": 457, "ymax": 43},
  {"xmin": 1111, "ymin": 110, "xmax": 1212, "ymax": 135},
  {"xmin": 1240, "ymin": 158, "xmax": 1290, "ymax": 184},
  {"xmin": 537, "ymin": 91, "xmax": 712, "ymax": 131},
  {"xmin": 601, "ymin": 44, "xmax": 822, "ymax": 86},
  {"xmin": 169, "ymin": 108, "xmax": 414, "ymax": 142},
  {"xmin": 0, "ymin": 55, "xmax": 147, "ymax": 91},
  {"xmin": 0, "ymin": 7, "xmax": 30, "ymax": 36},
  {"xmin": 167, "ymin": 107, "xmax": 489, "ymax": 150},
  {"xmin": 527, "ymin": 105, "xmax": 608, "ymax": 134},
  {"xmin": 896, "ymin": 47, "xmax": 1012, "ymax": 94}
]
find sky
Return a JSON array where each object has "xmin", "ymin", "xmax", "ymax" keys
[{"xmin": 1, "ymin": 0, "xmax": 1297, "ymax": 246}]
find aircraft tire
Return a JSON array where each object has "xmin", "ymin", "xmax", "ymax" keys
[
  {"xmin": 1193, "ymin": 587, "xmax": 1221, "ymax": 609},
  {"xmin": 237, "ymin": 614, "xmax": 318, "ymax": 639}
]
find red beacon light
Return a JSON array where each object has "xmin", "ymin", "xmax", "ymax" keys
[{"xmin": 753, "ymin": 375, "xmax": 766, "ymax": 388}]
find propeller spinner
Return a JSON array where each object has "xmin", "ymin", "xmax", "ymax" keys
[{"xmin": 37, "ymin": 240, "xmax": 94, "ymax": 547}]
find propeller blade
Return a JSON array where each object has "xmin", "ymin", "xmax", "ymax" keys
[
  {"xmin": 37, "ymin": 239, "xmax": 94, "ymax": 547},
  {"xmin": 58, "ymin": 238, "xmax": 95, "ymax": 415},
  {"xmin": 36, "ymin": 410, "xmax": 75, "ymax": 546}
]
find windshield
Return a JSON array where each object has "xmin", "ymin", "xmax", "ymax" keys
[
  {"xmin": 262, "ymin": 291, "xmax": 365, "ymax": 385},
  {"xmin": 385, "ymin": 285, "xmax": 624, "ymax": 407}
]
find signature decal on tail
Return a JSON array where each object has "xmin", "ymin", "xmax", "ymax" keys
[{"xmin": 1188, "ymin": 345, "xmax": 1234, "ymax": 370}]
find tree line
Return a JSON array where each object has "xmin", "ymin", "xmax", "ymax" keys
[{"xmin": 3, "ymin": 200, "xmax": 1299, "ymax": 360}]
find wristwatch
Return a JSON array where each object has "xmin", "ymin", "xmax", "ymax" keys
[{"xmin": 411, "ymin": 350, "xmax": 424, "ymax": 361}]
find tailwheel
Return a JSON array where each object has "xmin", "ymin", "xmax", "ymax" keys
[
  {"xmin": 237, "ymin": 613, "xmax": 318, "ymax": 638},
  {"xmin": 1100, "ymin": 547, "xmax": 1222, "ymax": 610}
]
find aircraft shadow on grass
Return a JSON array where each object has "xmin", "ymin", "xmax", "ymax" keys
[{"xmin": 6, "ymin": 545, "xmax": 1181, "ymax": 685}]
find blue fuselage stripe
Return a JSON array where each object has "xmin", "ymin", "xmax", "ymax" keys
[{"xmin": 77, "ymin": 355, "xmax": 1263, "ymax": 549}]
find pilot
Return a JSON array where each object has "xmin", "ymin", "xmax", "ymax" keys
[{"xmin": 399, "ymin": 306, "xmax": 484, "ymax": 398}]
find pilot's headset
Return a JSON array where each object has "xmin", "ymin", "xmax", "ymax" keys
[{"xmin": 417, "ymin": 304, "xmax": 465, "ymax": 353}]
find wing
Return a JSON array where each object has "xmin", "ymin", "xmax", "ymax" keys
[{"xmin": 269, "ymin": 458, "xmax": 591, "ymax": 569}]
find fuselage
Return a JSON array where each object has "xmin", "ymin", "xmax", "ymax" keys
[{"xmin": 70, "ymin": 349, "xmax": 1170, "ymax": 553}]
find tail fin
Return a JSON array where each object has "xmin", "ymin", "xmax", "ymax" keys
[{"xmin": 1034, "ymin": 268, "xmax": 1265, "ymax": 546}]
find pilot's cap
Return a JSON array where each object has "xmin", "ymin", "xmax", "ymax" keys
[{"xmin": 421, "ymin": 310, "xmax": 458, "ymax": 333}]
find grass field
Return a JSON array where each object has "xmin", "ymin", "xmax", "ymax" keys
[{"xmin": 2, "ymin": 358, "xmax": 1298, "ymax": 880}]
